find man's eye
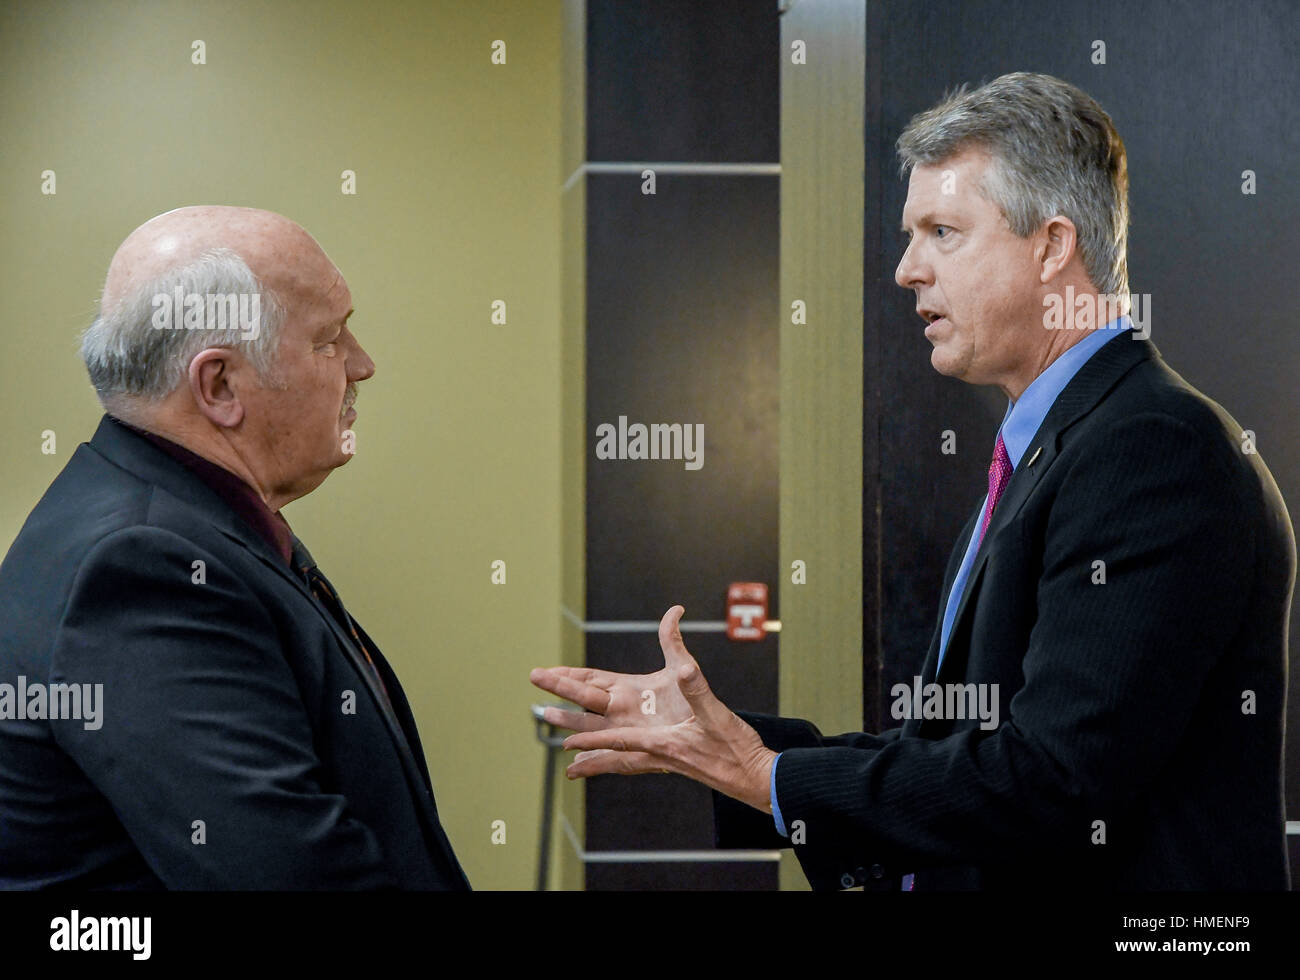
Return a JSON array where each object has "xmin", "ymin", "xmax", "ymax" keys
[{"xmin": 934, "ymin": 225, "xmax": 950, "ymax": 238}]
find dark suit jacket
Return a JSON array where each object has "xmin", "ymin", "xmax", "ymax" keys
[
  {"xmin": 0, "ymin": 416, "xmax": 469, "ymax": 889},
  {"xmin": 716, "ymin": 330, "xmax": 1295, "ymax": 891}
]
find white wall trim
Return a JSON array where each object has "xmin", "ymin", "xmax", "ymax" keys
[
  {"xmin": 562, "ymin": 605, "xmax": 780, "ymax": 633},
  {"xmin": 563, "ymin": 161, "xmax": 781, "ymax": 193}
]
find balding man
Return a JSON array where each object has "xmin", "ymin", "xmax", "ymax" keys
[{"xmin": 0, "ymin": 206, "xmax": 469, "ymax": 889}]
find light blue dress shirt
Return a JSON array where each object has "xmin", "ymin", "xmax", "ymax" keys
[{"xmin": 770, "ymin": 316, "xmax": 1134, "ymax": 849}]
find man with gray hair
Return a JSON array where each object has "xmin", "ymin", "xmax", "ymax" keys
[
  {"xmin": 531, "ymin": 72, "xmax": 1294, "ymax": 890},
  {"xmin": 0, "ymin": 206, "xmax": 469, "ymax": 889}
]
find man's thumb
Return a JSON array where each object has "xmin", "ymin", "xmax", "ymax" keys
[
  {"xmin": 658, "ymin": 604, "xmax": 691, "ymax": 666},
  {"xmin": 676, "ymin": 661, "xmax": 717, "ymax": 716}
]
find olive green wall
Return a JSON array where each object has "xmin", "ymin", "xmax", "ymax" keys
[{"xmin": 0, "ymin": 0, "xmax": 562, "ymax": 890}]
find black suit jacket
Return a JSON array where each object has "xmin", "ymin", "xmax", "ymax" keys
[
  {"xmin": 0, "ymin": 416, "xmax": 469, "ymax": 889},
  {"xmin": 716, "ymin": 330, "xmax": 1295, "ymax": 890}
]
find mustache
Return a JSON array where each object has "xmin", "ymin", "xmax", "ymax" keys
[{"xmin": 341, "ymin": 383, "xmax": 358, "ymax": 415}]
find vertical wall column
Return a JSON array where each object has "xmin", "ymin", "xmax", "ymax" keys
[
  {"xmin": 554, "ymin": 0, "xmax": 589, "ymax": 893},
  {"xmin": 778, "ymin": 0, "xmax": 867, "ymax": 891},
  {"xmin": 558, "ymin": 0, "xmax": 782, "ymax": 890}
]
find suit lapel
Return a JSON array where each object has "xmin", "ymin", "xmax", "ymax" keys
[
  {"xmin": 927, "ymin": 332, "xmax": 1159, "ymax": 695},
  {"xmin": 932, "ymin": 450, "xmax": 1051, "ymax": 688},
  {"xmin": 278, "ymin": 554, "xmax": 469, "ymax": 886},
  {"xmin": 280, "ymin": 536, "xmax": 407, "ymax": 741},
  {"xmin": 914, "ymin": 505, "xmax": 979, "ymax": 684},
  {"xmin": 204, "ymin": 539, "xmax": 468, "ymax": 887},
  {"xmin": 349, "ymin": 618, "xmax": 470, "ymax": 887},
  {"xmin": 239, "ymin": 535, "xmax": 460, "ymax": 850}
]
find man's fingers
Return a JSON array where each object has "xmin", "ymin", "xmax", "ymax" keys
[
  {"xmin": 540, "ymin": 706, "xmax": 608, "ymax": 732},
  {"xmin": 531, "ymin": 665, "xmax": 618, "ymax": 687},
  {"xmin": 567, "ymin": 748, "xmax": 663, "ymax": 779},
  {"xmin": 657, "ymin": 604, "xmax": 693, "ymax": 667},
  {"xmin": 563, "ymin": 727, "xmax": 660, "ymax": 755},
  {"xmin": 530, "ymin": 665, "xmax": 617, "ymax": 691},
  {"xmin": 528, "ymin": 668, "xmax": 612, "ymax": 715},
  {"xmin": 571, "ymin": 749, "xmax": 615, "ymax": 767}
]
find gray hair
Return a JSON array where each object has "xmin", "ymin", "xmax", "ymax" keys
[
  {"xmin": 80, "ymin": 247, "xmax": 286, "ymax": 414},
  {"xmin": 897, "ymin": 72, "xmax": 1129, "ymax": 298}
]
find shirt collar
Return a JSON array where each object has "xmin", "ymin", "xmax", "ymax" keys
[
  {"xmin": 108, "ymin": 416, "xmax": 295, "ymax": 566},
  {"xmin": 998, "ymin": 315, "xmax": 1133, "ymax": 468}
]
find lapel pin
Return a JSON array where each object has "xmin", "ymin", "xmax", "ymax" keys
[{"xmin": 1026, "ymin": 446, "xmax": 1042, "ymax": 467}]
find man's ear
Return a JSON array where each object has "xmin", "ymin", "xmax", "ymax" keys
[
  {"xmin": 1036, "ymin": 214, "xmax": 1079, "ymax": 284},
  {"xmin": 188, "ymin": 348, "xmax": 246, "ymax": 428}
]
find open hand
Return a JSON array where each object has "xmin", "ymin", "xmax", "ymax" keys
[
  {"xmin": 530, "ymin": 605, "xmax": 776, "ymax": 812},
  {"xmin": 529, "ymin": 605, "xmax": 696, "ymax": 732}
]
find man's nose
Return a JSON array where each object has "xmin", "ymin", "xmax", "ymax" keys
[
  {"xmin": 346, "ymin": 335, "xmax": 376, "ymax": 382},
  {"xmin": 895, "ymin": 239, "xmax": 930, "ymax": 290}
]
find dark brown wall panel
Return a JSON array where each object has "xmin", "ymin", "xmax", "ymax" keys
[
  {"xmin": 586, "ymin": 0, "xmax": 779, "ymax": 162},
  {"xmin": 585, "ymin": 173, "xmax": 779, "ymax": 622}
]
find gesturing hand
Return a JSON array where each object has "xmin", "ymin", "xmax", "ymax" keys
[
  {"xmin": 529, "ymin": 605, "xmax": 696, "ymax": 733},
  {"xmin": 529, "ymin": 605, "xmax": 776, "ymax": 813}
]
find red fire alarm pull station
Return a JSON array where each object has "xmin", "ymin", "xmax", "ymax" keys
[{"xmin": 726, "ymin": 582, "xmax": 768, "ymax": 641}]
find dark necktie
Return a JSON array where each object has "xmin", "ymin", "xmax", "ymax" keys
[{"xmin": 290, "ymin": 538, "xmax": 394, "ymax": 711}]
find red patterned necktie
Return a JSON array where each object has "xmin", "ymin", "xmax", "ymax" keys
[{"xmin": 978, "ymin": 433, "xmax": 1013, "ymax": 546}]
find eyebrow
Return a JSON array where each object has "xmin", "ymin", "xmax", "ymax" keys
[
  {"xmin": 899, "ymin": 213, "xmax": 944, "ymax": 234},
  {"xmin": 315, "ymin": 309, "xmax": 354, "ymax": 337}
]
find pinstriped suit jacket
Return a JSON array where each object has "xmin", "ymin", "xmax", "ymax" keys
[{"xmin": 716, "ymin": 330, "xmax": 1295, "ymax": 890}]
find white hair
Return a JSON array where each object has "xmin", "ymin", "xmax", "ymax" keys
[{"xmin": 80, "ymin": 247, "xmax": 286, "ymax": 415}]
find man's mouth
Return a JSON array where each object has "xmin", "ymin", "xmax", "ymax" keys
[{"xmin": 920, "ymin": 309, "xmax": 948, "ymax": 334}]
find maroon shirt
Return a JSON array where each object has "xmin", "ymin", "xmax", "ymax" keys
[{"xmin": 110, "ymin": 415, "xmax": 295, "ymax": 566}]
